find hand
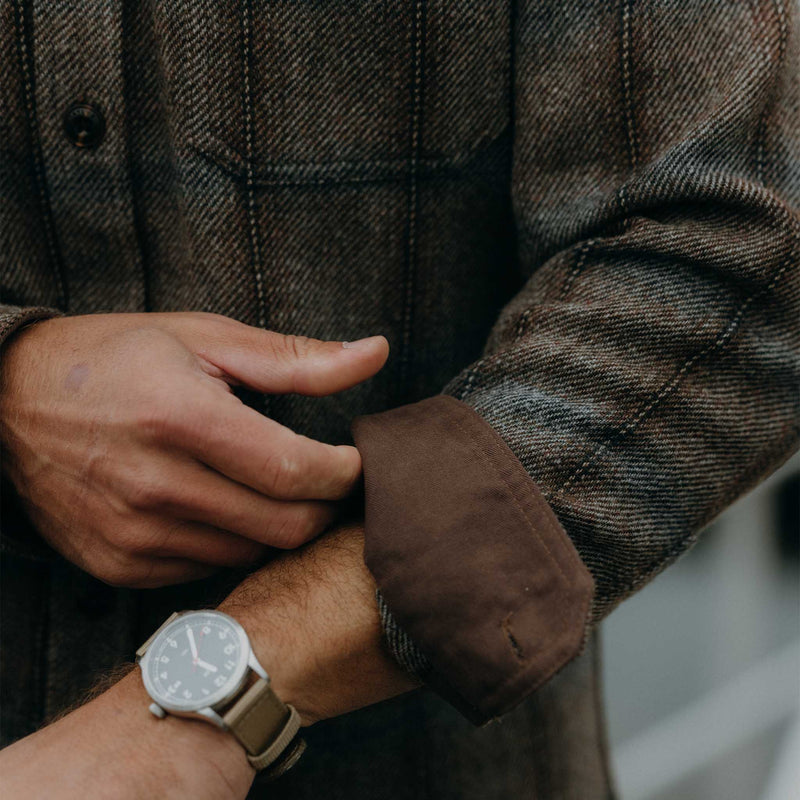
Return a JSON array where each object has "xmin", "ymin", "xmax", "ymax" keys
[
  {"xmin": 0, "ymin": 312, "xmax": 388, "ymax": 587},
  {"xmin": 221, "ymin": 521, "xmax": 420, "ymax": 726}
]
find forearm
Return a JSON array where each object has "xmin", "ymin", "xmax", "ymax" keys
[
  {"xmin": 0, "ymin": 523, "xmax": 415, "ymax": 798},
  {"xmin": 346, "ymin": 0, "xmax": 800, "ymax": 724},
  {"xmin": 0, "ymin": 671, "xmax": 252, "ymax": 800}
]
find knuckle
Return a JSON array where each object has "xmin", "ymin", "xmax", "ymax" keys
[
  {"xmin": 106, "ymin": 522, "xmax": 153, "ymax": 555},
  {"xmin": 132, "ymin": 383, "xmax": 208, "ymax": 445},
  {"xmin": 139, "ymin": 397, "xmax": 206, "ymax": 444},
  {"xmin": 187, "ymin": 313, "xmax": 240, "ymax": 344},
  {"xmin": 261, "ymin": 451, "xmax": 301, "ymax": 497},
  {"xmin": 189, "ymin": 311, "xmax": 230, "ymax": 326},
  {"xmin": 279, "ymin": 333, "xmax": 313, "ymax": 362},
  {"xmin": 268, "ymin": 510, "xmax": 312, "ymax": 549},
  {"xmin": 125, "ymin": 477, "xmax": 172, "ymax": 512},
  {"xmin": 79, "ymin": 444, "xmax": 112, "ymax": 492},
  {"xmin": 95, "ymin": 553, "xmax": 139, "ymax": 588},
  {"xmin": 133, "ymin": 395, "xmax": 177, "ymax": 441}
]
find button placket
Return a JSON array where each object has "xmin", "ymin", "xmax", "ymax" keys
[
  {"xmin": 31, "ymin": 0, "xmax": 146, "ymax": 315},
  {"xmin": 28, "ymin": 0, "xmax": 148, "ymax": 716}
]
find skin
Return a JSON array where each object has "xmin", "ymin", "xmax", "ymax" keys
[
  {"xmin": 0, "ymin": 312, "xmax": 389, "ymax": 587},
  {"xmin": 0, "ymin": 312, "xmax": 409, "ymax": 796},
  {"xmin": 0, "ymin": 524, "xmax": 418, "ymax": 799}
]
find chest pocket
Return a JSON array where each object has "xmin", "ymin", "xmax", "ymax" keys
[{"xmin": 152, "ymin": 2, "xmax": 510, "ymax": 183}]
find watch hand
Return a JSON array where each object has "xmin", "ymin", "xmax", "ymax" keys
[
  {"xmin": 196, "ymin": 659, "xmax": 218, "ymax": 673},
  {"xmin": 186, "ymin": 627, "xmax": 198, "ymax": 660}
]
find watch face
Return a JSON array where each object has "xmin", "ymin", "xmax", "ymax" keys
[{"xmin": 142, "ymin": 611, "xmax": 249, "ymax": 712}]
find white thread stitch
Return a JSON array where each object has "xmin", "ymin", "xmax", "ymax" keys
[
  {"xmin": 621, "ymin": 0, "xmax": 639, "ymax": 172},
  {"xmin": 555, "ymin": 253, "xmax": 794, "ymax": 498},
  {"xmin": 558, "ymin": 240, "xmax": 597, "ymax": 302},
  {"xmin": 242, "ymin": 0, "xmax": 266, "ymax": 330},
  {"xmin": 13, "ymin": 0, "xmax": 66, "ymax": 308},
  {"xmin": 399, "ymin": 0, "xmax": 425, "ymax": 391}
]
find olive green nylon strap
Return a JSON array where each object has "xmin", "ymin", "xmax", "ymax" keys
[{"xmin": 222, "ymin": 678, "xmax": 303, "ymax": 772}]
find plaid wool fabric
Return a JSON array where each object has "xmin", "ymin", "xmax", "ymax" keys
[{"xmin": 2, "ymin": 1, "xmax": 798, "ymax": 797}]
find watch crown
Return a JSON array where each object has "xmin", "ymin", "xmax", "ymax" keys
[{"xmin": 149, "ymin": 703, "xmax": 166, "ymax": 719}]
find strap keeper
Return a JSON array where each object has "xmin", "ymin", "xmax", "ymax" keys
[{"xmin": 246, "ymin": 705, "xmax": 303, "ymax": 771}]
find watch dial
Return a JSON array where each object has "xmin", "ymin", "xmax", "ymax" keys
[{"xmin": 145, "ymin": 612, "xmax": 246, "ymax": 710}]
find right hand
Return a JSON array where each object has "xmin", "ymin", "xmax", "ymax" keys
[{"xmin": 0, "ymin": 312, "xmax": 388, "ymax": 587}]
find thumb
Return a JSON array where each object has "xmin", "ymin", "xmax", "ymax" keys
[{"xmin": 201, "ymin": 327, "xmax": 390, "ymax": 396}]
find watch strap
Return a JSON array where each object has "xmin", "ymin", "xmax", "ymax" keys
[
  {"xmin": 244, "ymin": 706, "xmax": 303, "ymax": 771},
  {"xmin": 222, "ymin": 677, "xmax": 303, "ymax": 772}
]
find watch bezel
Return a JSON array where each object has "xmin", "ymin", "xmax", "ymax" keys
[{"xmin": 140, "ymin": 610, "xmax": 251, "ymax": 713}]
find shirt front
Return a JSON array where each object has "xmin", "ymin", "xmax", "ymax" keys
[{"xmin": 1, "ymin": 2, "xmax": 798, "ymax": 797}]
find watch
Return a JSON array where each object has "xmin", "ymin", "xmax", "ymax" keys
[{"xmin": 136, "ymin": 609, "xmax": 305, "ymax": 776}]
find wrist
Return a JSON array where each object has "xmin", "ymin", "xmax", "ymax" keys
[
  {"xmin": 0, "ymin": 670, "xmax": 254, "ymax": 800},
  {"xmin": 220, "ymin": 524, "xmax": 420, "ymax": 727},
  {"xmin": 221, "ymin": 602, "xmax": 317, "ymax": 725},
  {"xmin": 0, "ymin": 315, "xmax": 57, "ymax": 400},
  {"xmin": 103, "ymin": 673, "xmax": 254, "ymax": 798}
]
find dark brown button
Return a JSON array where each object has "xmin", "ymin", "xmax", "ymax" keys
[{"xmin": 64, "ymin": 102, "xmax": 106, "ymax": 149}]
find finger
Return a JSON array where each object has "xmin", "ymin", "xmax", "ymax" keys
[
  {"xmin": 174, "ymin": 314, "xmax": 390, "ymax": 396},
  {"xmin": 138, "ymin": 518, "xmax": 270, "ymax": 566},
  {"xmin": 134, "ymin": 558, "xmax": 217, "ymax": 589},
  {"xmin": 99, "ymin": 553, "xmax": 216, "ymax": 590},
  {"xmin": 179, "ymin": 394, "xmax": 363, "ymax": 500},
  {"xmin": 215, "ymin": 331, "xmax": 389, "ymax": 396},
  {"xmin": 143, "ymin": 461, "xmax": 339, "ymax": 547}
]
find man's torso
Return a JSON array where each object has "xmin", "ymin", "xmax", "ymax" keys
[{"xmin": 1, "ymin": 3, "xmax": 615, "ymax": 796}]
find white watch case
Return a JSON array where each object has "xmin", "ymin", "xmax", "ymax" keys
[{"xmin": 137, "ymin": 609, "xmax": 268, "ymax": 730}]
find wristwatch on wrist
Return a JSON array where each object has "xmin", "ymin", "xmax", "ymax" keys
[{"xmin": 136, "ymin": 609, "xmax": 305, "ymax": 776}]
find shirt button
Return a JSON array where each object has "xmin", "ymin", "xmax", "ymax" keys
[{"xmin": 63, "ymin": 102, "xmax": 106, "ymax": 149}]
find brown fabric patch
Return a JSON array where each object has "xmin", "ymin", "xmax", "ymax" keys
[{"xmin": 352, "ymin": 394, "xmax": 595, "ymax": 721}]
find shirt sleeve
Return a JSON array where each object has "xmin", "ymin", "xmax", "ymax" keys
[
  {"xmin": 1, "ymin": 304, "xmax": 63, "ymax": 560},
  {"xmin": 351, "ymin": 0, "xmax": 800, "ymax": 723}
]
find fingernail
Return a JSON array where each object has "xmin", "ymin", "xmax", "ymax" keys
[{"xmin": 342, "ymin": 335, "xmax": 383, "ymax": 350}]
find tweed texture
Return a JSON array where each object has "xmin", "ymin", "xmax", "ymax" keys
[
  {"xmin": 444, "ymin": 0, "xmax": 800, "ymax": 626},
  {"xmin": 1, "ymin": 0, "xmax": 798, "ymax": 797}
]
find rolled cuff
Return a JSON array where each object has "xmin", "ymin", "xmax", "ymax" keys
[
  {"xmin": 351, "ymin": 394, "xmax": 594, "ymax": 723},
  {"xmin": 0, "ymin": 304, "xmax": 63, "ymax": 345}
]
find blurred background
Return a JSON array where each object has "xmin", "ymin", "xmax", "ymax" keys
[{"xmin": 603, "ymin": 453, "xmax": 800, "ymax": 800}]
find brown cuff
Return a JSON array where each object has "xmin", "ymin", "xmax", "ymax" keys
[{"xmin": 351, "ymin": 395, "xmax": 594, "ymax": 723}]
